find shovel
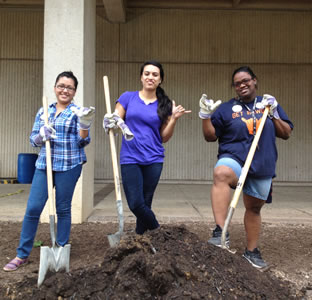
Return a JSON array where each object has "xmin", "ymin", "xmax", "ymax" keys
[
  {"xmin": 37, "ymin": 96, "xmax": 71, "ymax": 287},
  {"xmin": 103, "ymin": 76, "xmax": 124, "ymax": 247},
  {"xmin": 221, "ymin": 103, "xmax": 270, "ymax": 250}
]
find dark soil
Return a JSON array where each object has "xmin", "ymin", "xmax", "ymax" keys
[{"xmin": 0, "ymin": 221, "xmax": 311, "ymax": 299}]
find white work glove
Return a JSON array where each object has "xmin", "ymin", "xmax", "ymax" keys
[
  {"xmin": 198, "ymin": 94, "xmax": 222, "ymax": 119},
  {"xmin": 71, "ymin": 106, "xmax": 95, "ymax": 130},
  {"xmin": 261, "ymin": 94, "xmax": 279, "ymax": 119},
  {"xmin": 117, "ymin": 118, "xmax": 134, "ymax": 141},
  {"xmin": 103, "ymin": 111, "xmax": 134, "ymax": 141},
  {"xmin": 103, "ymin": 112, "xmax": 119, "ymax": 133},
  {"xmin": 34, "ymin": 124, "xmax": 56, "ymax": 145}
]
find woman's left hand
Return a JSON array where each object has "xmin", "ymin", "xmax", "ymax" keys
[
  {"xmin": 172, "ymin": 100, "xmax": 191, "ymax": 119},
  {"xmin": 261, "ymin": 94, "xmax": 279, "ymax": 119},
  {"xmin": 71, "ymin": 106, "xmax": 95, "ymax": 130}
]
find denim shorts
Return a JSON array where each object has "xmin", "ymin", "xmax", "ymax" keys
[{"xmin": 215, "ymin": 157, "xmax": 272, "ymax": 202}]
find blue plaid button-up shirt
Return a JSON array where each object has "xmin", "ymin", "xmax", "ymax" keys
[{"xmin": 30, "ymin": 102, "xmax": 90, "ymax": 171}]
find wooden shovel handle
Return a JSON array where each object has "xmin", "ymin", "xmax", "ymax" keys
[
  {"xmin": 42, "ymin": 96, "xmax": 55, "ymax": 216},
  {"xmin": 103, "ymin": 76, "xmax": 122, "ymax": 203},
  {"xmin": 229, "ymin": 106, "xmax": 270, "ymax": 209},
  {"xmin": 221, "ymin": 106, "xmax": 270, "ymax": 248},
  {"xmin": 221, "ymin": 106, "xmax": 270, "ymax": 249}
]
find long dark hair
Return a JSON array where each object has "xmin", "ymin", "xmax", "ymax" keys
[
  {"xmin": 140, "ymin": 60, "xmax": 172, "ymax": 124},
  {"xmin": 231, "ymin": 66, "xmax": 257, "ymax": 88}
]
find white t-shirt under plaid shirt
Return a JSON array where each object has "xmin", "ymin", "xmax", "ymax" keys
[{"xmin": 30, "ymin": 102, "xmax": 90, "ymax": 171}]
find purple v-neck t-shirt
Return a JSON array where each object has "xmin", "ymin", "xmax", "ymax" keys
[{"xmin": 117, "ymin": 91, "xmax": 165, "ymax": 165}]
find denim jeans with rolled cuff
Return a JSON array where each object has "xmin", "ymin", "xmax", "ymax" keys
[{"xmin": 16, "ymin": 164, "xmax": 82, "ymax": 259}]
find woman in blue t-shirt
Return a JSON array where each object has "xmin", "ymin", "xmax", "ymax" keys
[
  {"xmin": 199, "ymin": 66, "xmax": 293, "ymax": 269},
  {"xmin": 104, "ymin": 60, "xmax": 191, "ymax": 234}
]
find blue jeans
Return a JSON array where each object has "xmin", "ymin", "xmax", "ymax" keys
[
  {"xmin": 121, "ymin": 163, "xmax": 163, "ymax": 234},
  {"xmin": 17, "ymin": 164, "xmax": 82, "ymax": 259}
]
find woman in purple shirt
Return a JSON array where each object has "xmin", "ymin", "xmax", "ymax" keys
[{"xmin": 104, "ymin": 60, "xmax": 191, "ymax": 234}]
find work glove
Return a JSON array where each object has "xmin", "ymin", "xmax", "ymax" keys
[
  {"xmin": 261, "ymin": 94, "xmax": 279, "ymax": 119},
  {"xmin": 198, "ymin": 94, "xmax": 222, "ymax": 119},
  {"xmin": 34, "ymin": 124, "xmax": 56, "ymax": 145},
  {"xmin": 103, "ymin": 111, "xmax": 134, "ymax": 141},
  {"xmin": 71, "ymin": 106, "xmax": 96, "ymax": 130},
  {"xmin": 103, "ymin": 112, "xmax": 119, "ymax": 133}
]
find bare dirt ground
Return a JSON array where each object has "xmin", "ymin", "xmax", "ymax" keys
[{"xmin": 0, "ymin": 221, "xmax": 311, "ymax": 299}]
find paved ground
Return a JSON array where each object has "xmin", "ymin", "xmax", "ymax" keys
[{"xmin": 0, "ymin": 182, "xmax": 311, "ymax": 224}]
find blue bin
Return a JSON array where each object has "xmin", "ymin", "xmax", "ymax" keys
[{"xmin": 17, "ymin": 153, "xmax": 38, "ymax": 183}]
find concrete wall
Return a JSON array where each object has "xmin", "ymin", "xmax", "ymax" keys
[
  {"xmin": 1, "ymin": 7, "xmax": 311, "ymax": 183},
  {"xmin": 0, "ymin": 8, "xmax": 43, "ymax": 178}
]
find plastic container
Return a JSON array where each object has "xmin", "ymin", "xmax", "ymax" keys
[{"xmin": 17, "ymin": 153, "xmax": 38, "ymax": 183}]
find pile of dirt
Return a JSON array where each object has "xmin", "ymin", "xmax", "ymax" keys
[{"xmin": 2, "ymin": 225, "xmax": 304, "ymax": 300}]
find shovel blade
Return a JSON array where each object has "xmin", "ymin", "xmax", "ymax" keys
[
  {"xmin": 221, "ymin": 245, "xmax": 237, "ymax": 254},
  {"xmin": 37, "ymin": 244, "xmax": 71, "ymax": 287},
  {"xmin": 107, "ymin": 199, "xmax": 124, "ymax": 248},
  {"xmin": 107, "ymin": 232, "xmax": 122, "ymax": 248}
]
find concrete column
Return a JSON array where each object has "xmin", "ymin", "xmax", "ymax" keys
[{"xmin": 41, "ymin": 0, "xmax": 96, "ymax": 223}]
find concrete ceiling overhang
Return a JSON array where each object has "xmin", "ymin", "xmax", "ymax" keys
[
  {"xmin": 0, "ymin": 0, "xmax": 311, "ymax": 23},
  {"xmin": 101, "ymin": 0, "xmax": 126, "ymax": 23},
  {"xmin": 124, "ymin": 0, "xmax": 312, "ymax": 10}
]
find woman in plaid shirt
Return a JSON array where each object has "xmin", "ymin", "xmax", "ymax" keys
[{"xmin": 3, "ymin": 71, "xmax": 95, "ymax": 271}]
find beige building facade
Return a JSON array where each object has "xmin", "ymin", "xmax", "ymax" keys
[{"xmin": 0, "ymin": 0, "xmax": 311, "ymax": 221}]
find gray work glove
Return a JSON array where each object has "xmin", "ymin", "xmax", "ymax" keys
[
  {"xmin": 198, "ymin": 94, "xmax": 222, "ymax": 119},
  {"xmin": 116, "ymin": 117, "xmax": 134, "ymax": 141},
  {"xmin": 71, "ymin": 106, "xmax": 96, "ymax": 130},
  {"xmin": 34, "ymin": 124, "xmax": 56, "ymax": 145},
  {"xmin": 103, "ymin": 112, "xmax": 119, "ymax": 133},
  {"xmin": 261, "ymin": 94, "xmax": 280, "ymax": 119},
  {"xmin": 103, "ymin": 111, "xmax": 134, "ymax": 141}
]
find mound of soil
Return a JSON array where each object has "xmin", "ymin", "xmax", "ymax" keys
[{"xmin": 1, "ymin": 224, "xmax": 308, "ymax": 300}]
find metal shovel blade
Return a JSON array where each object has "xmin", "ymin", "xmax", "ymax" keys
[
  {"xmin": 107, "ymin": 199, "xmax": 124, "ymax": 247},
  {"xmin": 108, "ymin": 231, "xmax": 123, "ymax": 248},
  {"xmin": 37, "ymin": 244, "xmax": 71, "ymax": 287}
]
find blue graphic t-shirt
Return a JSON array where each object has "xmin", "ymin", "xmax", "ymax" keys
[{"xmin": 211, "ymin": 96, "xmax": 294, "ymax": 178}]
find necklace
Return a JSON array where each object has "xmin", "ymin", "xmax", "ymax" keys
[{"xmin": 239, "ymin": 97, "xmax": 257, "ymax": 136}]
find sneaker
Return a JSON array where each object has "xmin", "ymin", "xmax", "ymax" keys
[
  {"xmin": 243, "ymin": 248, "xmax": 268, "ymax": 269},
  {"xmin": 208, "ymin": 225, "xmax": 230, "ymax": 247}
]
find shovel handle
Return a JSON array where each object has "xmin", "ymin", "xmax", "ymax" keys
[
  {"xmin": 221, "ymin": 106, "xmax": 270, "ymax": 248},
  {"xmin": 103, "ymin": 76, "xmax": 123, "ymax": 204},
  {"xmin": 42, "ymin": 96, "xmax": 55, "ymax": 216}
]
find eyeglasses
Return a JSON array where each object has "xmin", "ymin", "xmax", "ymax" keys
[
  {"xmin": 56, "ymin": 84, "xmax": 76, "ymax": 92},
  {"xmin": 233, "ymin": 78, "xmax": 253, "ymax": 88}
]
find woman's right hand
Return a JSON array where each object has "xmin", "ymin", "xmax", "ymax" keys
[
  {"xmin": 39, "ymin": 124, "xmax": 56, "ymax": 141},
  {"xmin": 103, "ymin": 111, "xmax": 134, "ymax": 141},
  {"xmin": 33, "ymin": 124, "xmax": 56, "ymax": 146},
  {"xmin": 198, "ymin": 94, "xmax": 222, "ymax": 119},
  {"xmin": 103, "ymin": 112, "xmax": 119, "ymax": 133}
]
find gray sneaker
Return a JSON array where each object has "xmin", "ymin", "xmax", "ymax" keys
[
  {"xmin": 243, "ymin": 248, "xmax": 268, "ymax": 269},
  {"xmin": 208, "ymin": 225, "xmax": 230, "ymax": 247}
]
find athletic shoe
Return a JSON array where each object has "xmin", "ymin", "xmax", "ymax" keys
[
  {"xmin": 243, "ymin": 248, "xmax": 268, "ymax": 269},
  {"xmin": 208, "ymin": 225, "xmax": 230, "ymax": 247}
]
